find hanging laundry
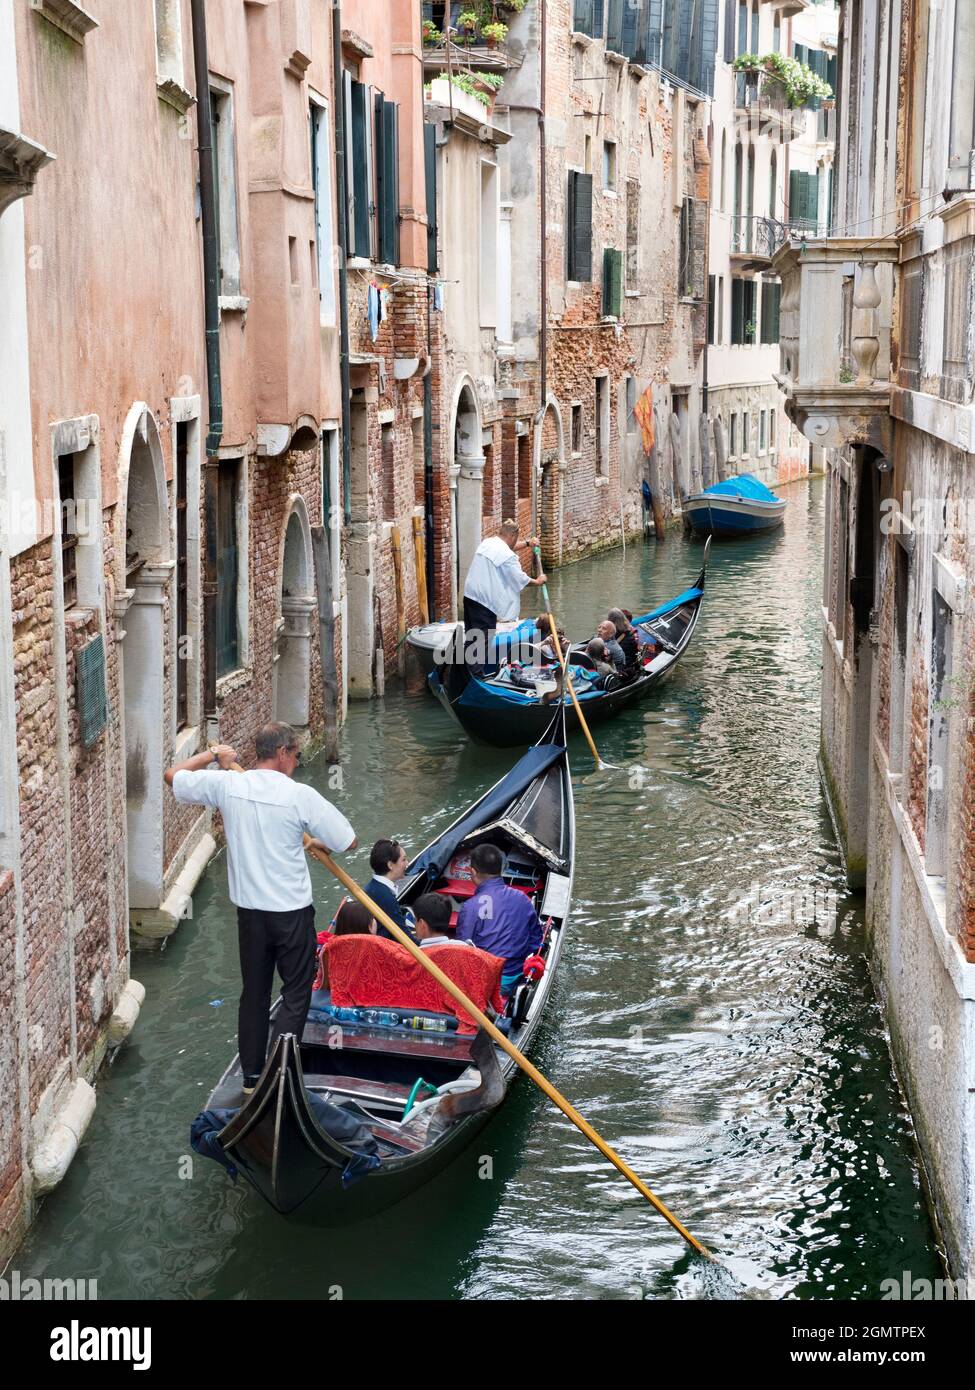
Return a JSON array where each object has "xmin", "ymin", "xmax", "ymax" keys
[
  {"xmin": 633, "ymin": 383, "xmax": 656, "ymax": 457},
  {"xmin": 367, "ymin": 283, "xmax": 381, "ymax": 342}
]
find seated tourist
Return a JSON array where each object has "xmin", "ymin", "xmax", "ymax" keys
[
  {"xmin": 535, "ymin": 614, "xmax": 567, "ymax": 665},
  {"xmin": 334, "ymin": 900, "xmax": 377, "ymax": 935},
  {"xmin": 364, "ymin": 838, "xmax": 417, "ymax": 942},
  {"xmin": 607, "ymin": 608, "xmax": 639, "ymax": 668},
  {"xmin": 586, "ymin": 637, "xmax": 616, "ymax": 678},
  {"xmin": 596, "ymin": 619, "xmax": 626, "ymax": 669},
  {"xmin": 456, "ymin": 843, "xmax": 542, "ymax": 994},
  {"xmin": 413, "ymin": 892, "xmax": 471, "ymax": 948}
]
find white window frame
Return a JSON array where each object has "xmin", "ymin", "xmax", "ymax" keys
[
  {"xmin": 210, "ymin": 77, "xmax": 242, "ymax": 301},
  {"xmin": 310, "ymin": 93, "xmax": 337, "ymax": 327}
]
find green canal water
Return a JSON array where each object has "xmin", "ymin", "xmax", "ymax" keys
[{"xmin": 16, "ymin": 477, "xmax": 942, "ymax": 1299}]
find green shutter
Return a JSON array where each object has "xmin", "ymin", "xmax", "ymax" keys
[
  {"xmin": 606, "ymin": 0, "xmax": 624, "ymax": 53},
  {"xmin": 376, "ymin": 95, "xmax": 399, "ymax": 266},
  {"xmin": 761, "ymin": 282, "xmax": 781, "ymax": 343},
  {"xmin": 350, "ymin": 81, "xmax": 371, "ymax": 257},
  {"xmin": 568, "ymin": 171, "xmax": 593, "ymax": 281},
  {"xmin": 731, "ymin": 278, "xmax": 744, "ymax": 343},
  {"xmin": 424, "ymin": 122, "xmax": 438, "ymax": 274},
  {"xmin": 602, "ymin": 247, "xmax": 622, "ymax": 317},
  {"xmin": 707, "ymin": 274, "xmax": 716, "ymax": 344},
  {"xmin": 76, "ymin": 635, "xmax": 108, "ymax": 749},
  {"xmin": 573, "ymin": 0, "xmax": 594, "ymax": 36}
]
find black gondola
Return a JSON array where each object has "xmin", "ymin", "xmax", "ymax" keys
[
  {"xmin": 427, "ymin": 544, "xmax": 710, "ymax": 747},
  {"xmin": 194, "ymin": 711, "xmax": 574, "ymax": 1224}
]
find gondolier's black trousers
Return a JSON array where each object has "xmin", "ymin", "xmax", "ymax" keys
[
  {"xmin": 236, "ymin": 904, "xmax": 316, "ymax": 1081},
  {"xmin": 463, "ymin": 596, "xmax": 498, "ymax": 674}
]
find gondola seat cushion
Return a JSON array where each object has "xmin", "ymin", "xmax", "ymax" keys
[{"xmin": 322, "ymin": 934, "xmax": 504, "ymax": 1033}]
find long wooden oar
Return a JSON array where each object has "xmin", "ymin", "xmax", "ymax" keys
[
  {"xmin": 533, "ymin": 546, "xmax": 616, "ymax": 771},
  {"xmin": 217, "ymin": 754, "xmax": 709, "ymax": 1255}
]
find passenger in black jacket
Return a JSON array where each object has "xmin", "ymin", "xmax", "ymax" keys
[{"xmin": 363, "ymin": 838, "xmax": 417, "ymax": 942}]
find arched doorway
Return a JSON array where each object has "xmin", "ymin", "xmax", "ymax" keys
[
  {"xmin": 451, "ymin": 380, "xmax": 484, "ymax": 615},
  {"xmin": 536, "ymin": 398, "xmax": 565, "ymax": 568},
  {"xmin": 117, "ymin": 404, "xmax": 170, "ymax": 914},
  {"xmin": 273, "ymin": 498, "xmax": 316, "ymax": 733}
]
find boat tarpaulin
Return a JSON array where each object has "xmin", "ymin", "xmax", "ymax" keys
[
  {"xmin": 702, "ymin": 473, "xmax": 781, "ymax": 503},
  {"xmin": 409, "ymin": 742, "xmax": 564, "ymax": 878},
  {"xmin": 630, "ymin": 587, "xmax": 703, "ymax": 626}
]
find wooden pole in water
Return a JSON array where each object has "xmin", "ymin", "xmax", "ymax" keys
[
  {"xmin": 412, "ymin": 514, "xmax": 430, "ymax": 625},
  {"xmin": 214, "ymin": 755, "xmax": 711, "ymax": 1255},
  {"xmin": 310, "ymin": 524, "xmax": 339, "ymax": 765}
]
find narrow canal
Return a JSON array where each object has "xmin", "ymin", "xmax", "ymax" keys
[{"xmin": 17, "ymin": 477, "xmax": 941, "ymax": 1299}]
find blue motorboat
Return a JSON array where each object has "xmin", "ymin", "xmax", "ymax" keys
[{"xmin": 684, "ymin": 473, "xmax": 786, "ymax": 537}]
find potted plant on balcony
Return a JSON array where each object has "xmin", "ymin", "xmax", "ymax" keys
[
  {"xmin": 457, "ymin": 10, "xmax": 481, "ymax": 43},
  {"xmin": 482, "ymin": 20, "xmax": 508, "ymax": 47},
  {"xmin": 732, "ymin": 51, "xmax": 832, "ymax": 110},
  {"xmin": 422, "ymin": 19, "xmax": 443, "ymax": 46}
]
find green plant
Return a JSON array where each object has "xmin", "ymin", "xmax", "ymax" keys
[
  {"xmin": 433, "ymin": 69, "xmax": 503, "ymax": 106},
  {"xmin": 732, "ymin": 51, "xmax": 833, "ymax": 108},
  {"xmin": 482, "ymin": 21, "xmax": 509, "ymax": 43}
]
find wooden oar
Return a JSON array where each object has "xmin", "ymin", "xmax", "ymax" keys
[
  {"xmin": 533, "ymin": 546, "xmax": 617, "ymax": 772},
  {"xmin": 216, "ymin": 752, "xmax": 710, "ymax": 1255}
]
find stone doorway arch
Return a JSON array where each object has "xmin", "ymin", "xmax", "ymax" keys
[
  {"xmin": 116, "ymin": 403, "xmax": 171, "ymax": 915},
  {"xmin": 273, "ymin": 496, "xmax": 316, "ymax": 733},
  {"xmin": 535, "ymin": 396, "xmax": 565, "ymax": 568},
  {"xmin": 450, "ymin": 378, "xmax": 484, "ymax": 616}
]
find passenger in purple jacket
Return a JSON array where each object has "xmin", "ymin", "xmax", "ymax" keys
[{"xmin": 456, "ymin": 843, "xmax": 542, "ymax": 989}]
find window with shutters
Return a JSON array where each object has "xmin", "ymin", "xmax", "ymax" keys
[
  {"xmin": 209, "ymin": 83, "xmax": 241, "ymax": 297},
  {"xmin": 602, "ymin": 247, "xmax": 623, "ymax": 317},
  {"xmin": 572, "ymin": 0, "xmax": 606, "ymax": 39},
  {"xmin": 788, "ymin": 169, "xmax": 820, "ymax": 233},
  {"xmin": 567, "ymin": 170, "xmax": 593, "ymax": 282},
  {"xmin": 216, "ymin": 459, "xmax": 241, "ymax": 678},
  {"xmin": 76, "ymin": 636, "xmax": 108, "ymax": 750},
  {"xmin": 595, "ymin": 375, "xmax": 610, "ymax": 475},
  {"xmin": 424, "ymin": 123, "xmax": 438, "ymax": 275},
  {"xmin": 346, "ymin": 78, "xmax": 374, "ymax": 259},
  {"xmin": 602, "ymin": 140, "xmax": 617, "ymax": 191},
  {"xmin": 58, "ymin": 454, "xmax": 79, "ymax": 610},
  {"xmin": 310, "ymin": 97, "xmax": 337, "ymax": 325},
  {"xmin": 625, "ymin": 179, "xmax": 640, "ymax": 288},
  {"xmin": 571, "ymin": 403, "xmax": 583, "ymax": 455},
  {"xmin": 730, "ymin": 277, "xmax": 756, "ymax": 344},
  {"xmin": 375, "ymin": 93, "xmax": 400, "ymax": 266},
  {"xmin": 760, "ymin": 281, "xmax": 780, "ymax": 344}
]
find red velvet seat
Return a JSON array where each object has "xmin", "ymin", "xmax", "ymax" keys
[{"xmin": 436, "ymin": 877, "xmax": 477, "ymax": 899}]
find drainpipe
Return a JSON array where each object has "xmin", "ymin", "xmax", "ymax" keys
[
  {"xmin": 190, "ymin": 0, "xmax": 222, "ymax": 733},
  {"xmin": 332, "ymin": 1, "xmax": 353, "ymax": 525}
]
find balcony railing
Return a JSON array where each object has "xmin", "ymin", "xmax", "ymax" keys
[
  {"xmin": 730, "ymin": 215, "xmax": 788, "ymax": 261},
  {"xmin": 770, "ymin": 236, "xmax": 900, "ymax": 452}
]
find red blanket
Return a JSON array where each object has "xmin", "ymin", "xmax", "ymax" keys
[{"xmin": 322, "ymin": 934, "xmax": 504, "ymax": 1034}]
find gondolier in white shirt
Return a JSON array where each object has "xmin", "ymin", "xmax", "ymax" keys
[
  {"xmin": 463, "ymin": 520, "xmax": 547, "ymax": 672},
  {"xmin": 165, "ymin": 721, "xmax": 357, "ymax": 1093}
]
